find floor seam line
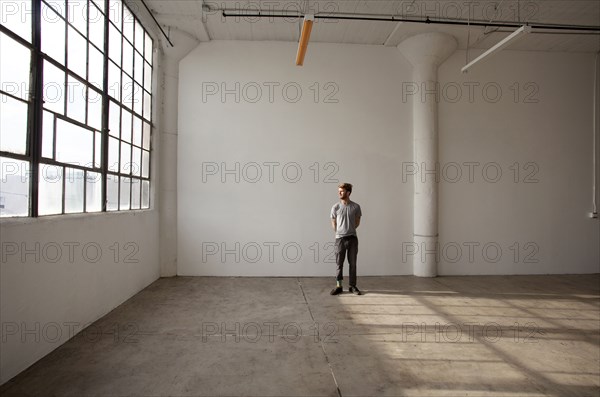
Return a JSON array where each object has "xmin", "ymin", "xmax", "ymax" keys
[{"xmin": 296, "ymin": 278, "xmax": 343, "ymax": 397}]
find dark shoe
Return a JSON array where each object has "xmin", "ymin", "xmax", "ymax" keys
[
  {"xmin": 330, "ymin": 287, "xmax": 343, "ymax": 295},
  {"xmin": 349, "ymin": 286, "xmax": 362, "ymax": 295}
]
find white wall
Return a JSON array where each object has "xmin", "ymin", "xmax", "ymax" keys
[
  {"xmin": 178, "ymin": 40, "xmax": 599, "ymax": 276},
  {"xmin": 0, "ymin": 24, "xmax": 178, "ymax": 386},
  {"xmin": 0, "ymin": 211, "xmax": 160, "ymax": 385},
  {"xmin": 438, "ymin": 50, "xmax": 599, "ymax": 274},
  {"xmin": 178, "ymin": 41, "xmax": 413, "ymax": 276}
]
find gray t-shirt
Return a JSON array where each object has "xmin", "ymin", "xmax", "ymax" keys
[{"xmin": 330, "ymin": 201, "xmax": 362, "ymax": 238}]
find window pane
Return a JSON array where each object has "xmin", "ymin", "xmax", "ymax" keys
[
  {"xmin": 2, "ymin": 0, "xmax": 33, "ymax": 42},
  {"xmin": 0, "ymin": 94, "xmax": 28, "ymax": 155},
  {"xmin": 109, "ymin": 100, "xmax": 120, "ymax": 137},
  {"xmin": 122, "ymin": 6, "xmax": 134, "ymax": 43},
  {"xmin": 41, "ymin": 3, "xmax": 66, "ymax": 65},
  {"xmin": 64, "ymin": 167, "xmax": 84, "ymax": 213},
  {"xmin": 0, "ymin": 32, "xmax": 31, "ymax": 101},
  {"xmin": 122, "ymin": 39, "xmax": 132, "ymax": 78},
  {"xmin": 108, "ymin": 0, "xmax": 122, "ymax": 30},
  {"xmin": 134, "ymin": 20, "xmax": 144, "ymax": 54},
  {"xmin": 108, "ymin": 23, "xmax": 121, "ymax": 64},
  {"xmin": 86, "ymin": 171, "xmax": 102, "ymax": 212},
  {"xmin": 141, "ymin": 149, "xmax": 149, "ymax": 178},
  {"xmin": 120, "ymin": 141, "xmax": 130, "ymax": 174},
  {"xmin": 88, "ymin": 5, "xmax": 105, "ymax": 50},
  {"xmin": 131, "ymin": 178, "xmax": 140, "ymax": 209},
  {"xmin": 88, "ymin": 87, "xmax": 102, "ymax": 130},
  {"xmin": 108, "ymin": 61, "xmax": 120, "ymax": 100},
  {"xmin": 108, "ymin": 136, "xmax": 119, "ymax": 172},
  {"xmin": 134, "ymin": 50, "xmax": 143, "ymax": 84},
  {"xmin": 119, "ymin": 176, "xmax": 130, "ymax": 210},
  {"xmin": 88, "ymin": 44, "xmax": 104, "ymax": 89},
  {"xmin": 87, "ymin": 88, "xmax": 102, "ymax": 130},
  {"xmin": 122, "ymin": 73, "xmax": 132, "ymax": 109},
  {"xmin": 69, "ymin": 0, "xmax": 88, "ymax": 35},
  {"xmin": 121, "ymin": 107, "xmax": 131, "ymax": 142},
  {"xmin": 39, "ymin": 163, "xmax": 63, "ymax": 215},
  {"xmin": 141, "ymin": 179, "xmax": 149, "ymax": 208},
  {"xmin": 106, "ymin": 173, "xmax": 118, "ymax": 210},
  {"xmin": 143, "ymin": 90, "xmax": 150, "ymax": 120},
  {"xmin": 43, "ymin": 60, "xmax": 65, "ymax": 115},
  {"xmin": 0, "ymin": 157, "xmax": 30, "ymax": 217},
  {"xmin": 66, "ymin": 74, "xmax": 86, "ymax": 124},
  {"xmin": 132, "ymin": 115, "xmax": 141, "ymax": 147},
  {"xmin": 133, "ymin": 82, "xmax": 142, "ymax": 116},
  {"xmin": 144, "ymin": 32, "xmax": 152, "ymax": 64},
  {"xmin": 142, "ymin": 121, "xmax": 150, "ymax": 149},
  {"xmin": 42, "ymin": 110, "xmax": 54, "ymax": 158},
  {"xmin": 143, "ymin": 61, "xmax": 151, "ymax": 92},
  {"xmin": 56, "ymin": 118, "xmax": 93, "ymax": 166},
  {"xmin": 131, "ymin": 146, "xmax": 140, "ymax": 177},
  {"xmin": 94, "ymin": 131, "xmax": 101, "ymax": 168},
  {"xmin": 67, "ymin": 26, "xmax": 87, "ymax": 77}
]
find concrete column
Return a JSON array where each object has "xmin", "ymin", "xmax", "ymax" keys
[
  {"xmin": 157, "ymin": 29, "xmax": 200, "ymax": 277},
  {"xmin": 398, "ymin": 33, "xmax": 457, "ymax": 277}
]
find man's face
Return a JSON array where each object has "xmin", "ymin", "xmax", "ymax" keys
[{"xmin": 338, "ymin": 188, "xmax": 350, "ymax": 200}]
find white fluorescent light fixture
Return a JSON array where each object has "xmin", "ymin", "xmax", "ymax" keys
[{"xmin": 461, "ymin": 25, "xmax": 532, "ymax": 73}]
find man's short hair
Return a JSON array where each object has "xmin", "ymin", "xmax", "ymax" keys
[{"xmin": 338, "ymin": 183, "xmax": 353, "ymax": 193}]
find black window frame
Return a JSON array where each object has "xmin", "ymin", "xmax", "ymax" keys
[{"xmin": 0, "ymin": 0, "xmax": 154, "ymax": 218}]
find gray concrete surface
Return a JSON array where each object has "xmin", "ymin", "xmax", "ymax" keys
[{"xmin": 1, "ymin": 275, "xmax": 598, "ymax": 396}]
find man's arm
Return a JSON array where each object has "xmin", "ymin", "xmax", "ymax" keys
[
  {"xmin": 355, "ymin": 216, "xmax": 361, "ymax": 229},
  {"xmin": 331, "ymin": 219, "xmax": 337, "ymax": 231}
]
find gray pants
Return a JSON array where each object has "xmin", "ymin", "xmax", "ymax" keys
[{"xmin": 335, "ymin": 235, "xmax": 358, "ymax": 287}]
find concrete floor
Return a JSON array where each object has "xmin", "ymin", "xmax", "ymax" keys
[{"xmin": 1, "ymin": 275, "xmax": 599, "ymax": 397}]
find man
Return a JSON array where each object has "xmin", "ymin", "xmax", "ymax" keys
[{"xmin": 330, "ymin": 183, "xmax": 362, "ymax": 295}]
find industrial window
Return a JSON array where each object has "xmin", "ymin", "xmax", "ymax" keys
[{"xmin": 0, "ymin": 0, "xmax": 153, "ymax": 217}]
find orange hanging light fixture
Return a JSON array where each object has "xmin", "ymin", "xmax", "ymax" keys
[{"xmin": 295, "ymin": 15, "xmax": 314, "ymax": 66}]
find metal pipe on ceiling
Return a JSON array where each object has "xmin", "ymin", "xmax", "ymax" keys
[
  {"xmin": 220, "ymin": 11, "xmax": 600, "ymax": 33},
  {"xmin": 140, "ymin": 0, "xmax": 175, "ymax": 47}
]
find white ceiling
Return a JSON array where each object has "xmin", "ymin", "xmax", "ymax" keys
[{"xmin": 142, "ymin": 0, "xmax": 600, "ymax": 53}]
